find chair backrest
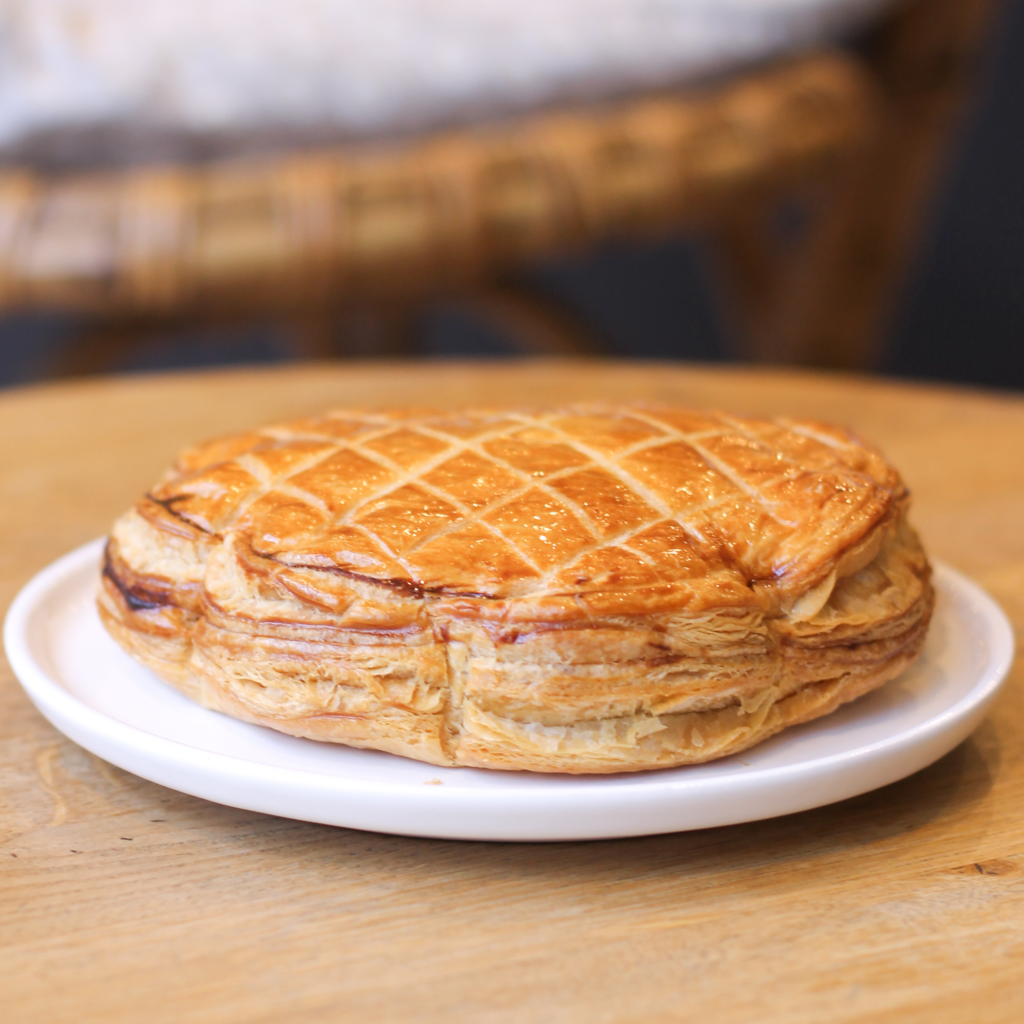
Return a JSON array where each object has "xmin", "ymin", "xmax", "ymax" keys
[{"xmin": 0, "ymin": 55, "xmax": 872, "ymax": 320}]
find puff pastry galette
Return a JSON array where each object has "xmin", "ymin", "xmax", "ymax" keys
[{"xmin": 99, "ymin": 406, "xmax": 933, "ymax": 773}]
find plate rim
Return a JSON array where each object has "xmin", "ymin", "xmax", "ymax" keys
[{"xmin": 3, "ymin": 538, "xmax": 1015, "ymax": 834}]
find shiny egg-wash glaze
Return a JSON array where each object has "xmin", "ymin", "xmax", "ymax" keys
[{"xmin": 98, "ymin": 406, "xmax": 933, "ymax": 773}]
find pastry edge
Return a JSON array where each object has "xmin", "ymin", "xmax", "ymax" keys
[{"xmin": 97, "ymin": 571, "xmax": 933, "ymax": 774}]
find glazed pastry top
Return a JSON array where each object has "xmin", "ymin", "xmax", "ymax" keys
[{"xmin": 136, "ymin": 406, "xmax": 903, "ymax": 626}]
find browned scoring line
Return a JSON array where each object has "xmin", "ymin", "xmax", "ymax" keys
[
  {"xmin": 102, "ymin": 544, "xmax": 170, "ymax": 611},
  {"xmin": 146, "ymin": 494, "xmax": 214, "ymax": 535},
  {"xmin": 258, "ymin": 552, "xmax": 495, "ymax": 600}
]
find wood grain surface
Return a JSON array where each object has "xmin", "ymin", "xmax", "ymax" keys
[{"xmin": 1, "ymin": 361, "xmax": 1022, "ymax": 1024}]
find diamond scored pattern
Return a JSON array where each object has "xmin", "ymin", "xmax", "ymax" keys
[
  {"xmin": 551, "ymin": 466, "xmax": 659, "ymax": 537},
  {"xmin": 549, "ymin": 414, "xmax": 667, "ymax": 454},
  {"xmin": 419, "ymin": 451, "xmax": 521, "ymax": 511},
  {"xmin": 157, "ymin": 408, "xmax": 894, "ymax": 598},
  {"xmin": 410, "ymin": 522, "xmax": 542, "ymax": 592},
  {"xmin": 484, "ymin": 488, "xmax": 594, "ymax": 573},
  {"xmin": 360, "ymin": 427, "xmax": 451, "ymax": 469},
  {"xmin": 352, "ymin": 485, "xmax": 463, "ymax": 554},
  {"xmin": 481, "ymin": 429, "xmax": 591, "ymax": 479}
]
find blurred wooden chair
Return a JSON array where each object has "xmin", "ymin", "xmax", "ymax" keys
[{"xmin": 0, "ymin": 0, "xmax": 1000, "ymax": 373}]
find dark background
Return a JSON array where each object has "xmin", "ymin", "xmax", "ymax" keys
[{"xmin": 1, "ymin": 0, "xmax": 1021, "ymax": 391}]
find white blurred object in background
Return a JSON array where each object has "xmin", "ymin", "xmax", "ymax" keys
[{"xmin": 0, "ymin": 0, "xmax": 894, "ymax": 163}]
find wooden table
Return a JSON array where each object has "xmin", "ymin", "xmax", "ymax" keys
[{"xmin": 2, "ymin": 361, "xmax": 1022, "ymax": 1024}]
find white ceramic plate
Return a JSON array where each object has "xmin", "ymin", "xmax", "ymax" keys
[{"xmin": 4, "ymin": 539, "xmax": 1014, "ymax": 842}]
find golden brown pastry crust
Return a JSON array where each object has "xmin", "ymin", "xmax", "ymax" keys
[{"xmin": 98, "ymin": 406, "xmax": 933, "ymax": 772}]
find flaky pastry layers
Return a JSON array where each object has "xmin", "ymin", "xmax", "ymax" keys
[{"xmin": 99, "ymin": 406, "xmax": 933, "ymax": 773}]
